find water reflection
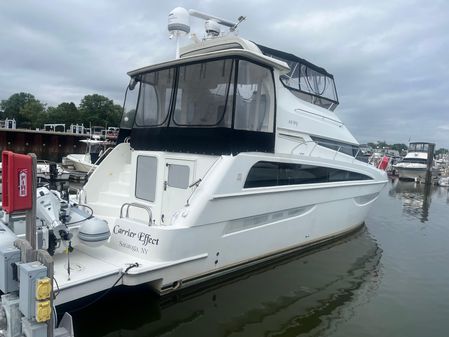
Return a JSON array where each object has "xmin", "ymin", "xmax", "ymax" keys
[
  {"xmin": 388, "ymin": 178, "xmax": 437, "ymax": 222},
  {"xmin": 69, "ymin": 228, "xmax": 382, "ymax": 337}
]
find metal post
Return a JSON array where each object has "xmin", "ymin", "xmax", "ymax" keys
[
  {"xmin": 25, "ymin": 153, "xmax": 37, "ymax": 250},
  {"xmin": 425, "ymin": 143, "xmax": 435, "ymax": 185}
]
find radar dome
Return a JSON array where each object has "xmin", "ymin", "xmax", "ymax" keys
[{"xmin": 168, "ymin": 7, "xmax": 190, "ymax": 36}]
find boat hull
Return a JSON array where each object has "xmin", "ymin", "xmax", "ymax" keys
[
  {"xmin": 52, "ymin": 179, "xmax": 384, "ymax": 304},
  {"xmin": 66, "ymin": 154, "xmax": 97, "ymax": 173},
  {"xmin": 396, "ymin": 167, "xmax": 428, "ymax": 181}
]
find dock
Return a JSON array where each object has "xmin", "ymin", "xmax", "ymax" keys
[{"xmin": 0, "ymin": 129, "xmax": 87, "ymax": 162}]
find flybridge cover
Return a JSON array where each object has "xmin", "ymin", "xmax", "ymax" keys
[{"xmin": 256, "ymin": 44, "xmax": 339, "ymax": 110}]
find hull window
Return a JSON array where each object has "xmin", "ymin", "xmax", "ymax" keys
[
  {"xmin": 244, "ymin": 161, "xmax": 372, "ymax": 188},
  {"xmin": 135, "ymin": 156, "xmax": 158, "ymax": 202}
]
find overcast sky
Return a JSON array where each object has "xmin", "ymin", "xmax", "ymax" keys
[{"xmin": 1, "ymin": 0, "xmax": 448, "ymax": 147}]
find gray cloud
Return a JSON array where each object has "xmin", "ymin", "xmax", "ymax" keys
[{"xmin": 1, "ymin": 0, "xmax": 448, "ymax": 147}]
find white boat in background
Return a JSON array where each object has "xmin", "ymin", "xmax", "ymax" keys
[
  {"xmin": 438, "ymin": 176, "xmax": 449, "ymax": 187},
  {"xmin": 1, "ymin": 8, "xmax": 388, "ymax": 306},
  {"xmin": 0, "ymin": 160, "xmax": 69, "ymax": 193},
  {"xmin": 36, "ymin": 160, "xmax": 71, "ymax": 181},
  {"xmin": 394, "ymin": 142, "xmax": 435, "ymax": 181},
  {"xmin": 65, "ymin": 139, "xmax": 114, "ymax": 173}
]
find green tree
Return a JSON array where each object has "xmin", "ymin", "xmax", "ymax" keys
[
  {"xmin": 78, "ymin": 94, "xmax": 122, "ymax": 127},
  {"xmin": 376, "ymin": 141, "xmax": 388, "ymax": 148},
  {"xmin": 435, "ymin": 148, "xmax": 448, "ymax": 156},
  {"xmin": 19, "ymin": 100, "xmax": 47, "ymax": 129},
  {"xmin": 391, "ymin": 143, "xmax": 408, "ymax": 152},
  {"xmin": 0, "ymin": 92, "xmax": 40, "ymax": 125},
  {"xmin": 47, "ymin": 102, "xmax": 80, "ymax": 126}
]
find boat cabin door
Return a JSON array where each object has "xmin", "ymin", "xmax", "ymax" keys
[{"xmin": 161, "ymin": 159, "xmax": 195, "ymax": 225}]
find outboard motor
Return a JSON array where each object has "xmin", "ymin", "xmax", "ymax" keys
[{"xmin": 35, "ymin": 186, "xmax": 111, "ymax": 255}]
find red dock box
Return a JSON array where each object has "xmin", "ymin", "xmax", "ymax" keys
[{"xmin": 2, "ymin": 151, "xmax": 33, "ymax": 213}]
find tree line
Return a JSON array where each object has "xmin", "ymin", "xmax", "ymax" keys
[
  {"xmin": 367, "ymin": 141, "xmax": 448, "ymax": 156},
  {"xmin": 0, "ymin": 92, "xmax": 123, "ymax": 130}
]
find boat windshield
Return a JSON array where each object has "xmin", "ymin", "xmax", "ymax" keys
[
  {"xmin": 172, "ymin": 59, "xmax": 234, "ymax": 127},
  {"xmin": 122, "ymin": 57, "xmax": 276, "ymax": 154},
  {"xmin": 408, "ymin": 143, "xmax": 429, "ymax": 152},
  {"xmin": 257, "ymin": 44, "xmax": 339, "ymax": 111},
  {"xmin": 134, "ymin": 58, "xmax": 275, "ymax": 133}
]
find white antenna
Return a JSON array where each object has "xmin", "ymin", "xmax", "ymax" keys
[
  {"xmin": 168, "ymin": 7, "xmax": 191, "ymax": 58},
  {"xmin": 188, "ymin": 9, "xmax": 237, "ymax": 28}
]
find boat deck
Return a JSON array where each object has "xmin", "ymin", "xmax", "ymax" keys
[{"xmin": 53, "ymin": 244, "xmax": 208, "ymax": 305}]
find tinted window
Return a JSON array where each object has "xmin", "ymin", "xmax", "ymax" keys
[
  {"xmin": 244, "ymin": 161, "xmax": 372, "ymax": 188},
  {"xmin": 401, "ymin": 158, "xmax": 428, "ymax": 164},
  {"xmin": 311, "ymin": 136, "xmax": 359, "ymax": 157}
]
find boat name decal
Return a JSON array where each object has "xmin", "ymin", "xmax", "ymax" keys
[{"xmin": 113, "ymin": 224, "xmax": 160, "ymax": 247}]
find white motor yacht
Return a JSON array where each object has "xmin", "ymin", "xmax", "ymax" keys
[
  {"xmin": 394, "ymin": 142, "xmax": 435, "ymax": 181},
  {"xmin": 1, "ymin": 8, "xmax": 387, "ymax": 306}
]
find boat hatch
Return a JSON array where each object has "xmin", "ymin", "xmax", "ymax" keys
[{"xmin": 161, "ymin": 159, "xmax": 195, "ymax": 224}]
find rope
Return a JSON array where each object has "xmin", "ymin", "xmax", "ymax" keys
[{"xmin": 68, "ymin": 262, "xmax": 140, "ymax": 313}]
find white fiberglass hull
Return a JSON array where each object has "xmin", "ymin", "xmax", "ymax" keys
[
  {"xmin": 66, "ymin": 154, "xmax": 97, "ymax": 173},
  {"xmin": 53, "ymin": 177, "xmax": 385, "ymax": 305},
  {"xmin": 72, "ymin": 227, "xmax": 381, "ymax": 337},
  {"xmin": 395, "ymin": 166, "xmax": 428, "ymax": 180}
]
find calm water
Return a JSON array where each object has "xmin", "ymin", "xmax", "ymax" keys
[{"xmin": 69, "ymin": 178, "xmax": 449, "ymax": 337}]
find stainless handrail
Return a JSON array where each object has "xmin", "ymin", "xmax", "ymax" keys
[
  {"xmin": 294, "ymin": 108, "xmax": 344, "ymax": 126},
  {"xmin": 120, "ymin": 202, "xmax": 153, "ymax": 225},
  {"xmin": 292, "ymin": 139, "xmax": 361, "ymax": 162},
  {"xmin": 289, "ymin": 139, "xmax": 317, "ymax": 155},
  {"xmin": 86, "ymin": 147, "xmax": 114, "ymax": 176}
]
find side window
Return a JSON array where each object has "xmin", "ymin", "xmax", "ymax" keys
[
  {"xmin": 135, "ymin": 156, "xmax": 157, "ymax": 201},
  {"xmin": 135, "ymin": 68, "xmax": 175, "ymax": 127},
  {"xmin": 234, "ymin": 61, "xmax": 275, "ymax": 133},
  {"xmin": 167, "ymin": 164, "xmax": 190, "ymax": 189},
  {"xmin": 121, "ymin": 81, "xmax": 139, "ymax": 129},
  {"xmin": 244, "ymin": 161, "xmax": 372, "ymax": 188},
  {"xmin": 244, "ymin": 161, "xmax": 279, "ymax": 188}
]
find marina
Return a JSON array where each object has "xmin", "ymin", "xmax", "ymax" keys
[
  {"xmin": 69, "ymin": 178, "xmax": 449, "ymax": 337},
  {"xmin": 1, "ymin": 2, "xmax": 449, "ymax": 337},
  {"xmin": 1, "ymin": 5, "xmax": 387, "ymax": 318}
]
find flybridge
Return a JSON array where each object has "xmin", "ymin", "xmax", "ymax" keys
[
  {"xmin": 257, "ymin": 44, "xmax": 339, "ymax": 111},
  {"xmin": 165, "ymin": 7, "xmax": 338, "ymax": 111},
  {"xmin": 117, "ymin": 7, "xmax": 343, "ymax": 153}
]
